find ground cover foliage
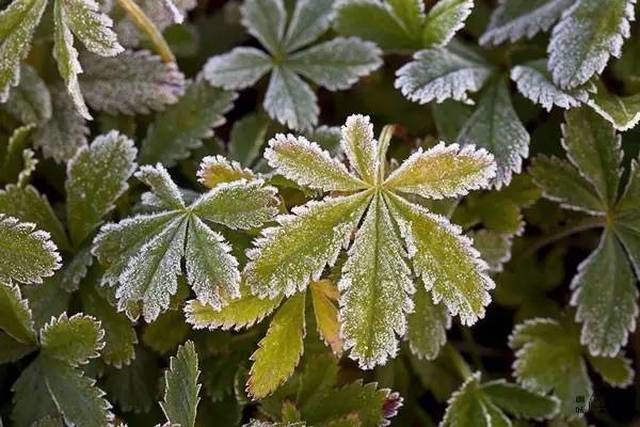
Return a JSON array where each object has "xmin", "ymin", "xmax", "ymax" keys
[{"xmin": 0, "ymin": 0, "xmax": 639, "ymax": 425}]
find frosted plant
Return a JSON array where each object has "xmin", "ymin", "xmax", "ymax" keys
[
  {"xmin": 202, "ymin": 0, "xmax": 382, "ymax": 130},
  {"xmin": 240, "ymin": 114, "xmax": 495, "ymax": 369},
  {"xmin": 530, "ymin": 107, "xmax": 640, "ymax": 358},
  {"xmin": 92, "ymin": 160, "xmax": 279, "ymax": 321},
  {"xmin": 334, "ymin": 0, "xmax": 474, "ymax": 51}
]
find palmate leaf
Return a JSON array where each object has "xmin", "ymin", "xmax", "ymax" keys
[
  {"xmin": 161, "ymin": 341, "xmax": 201, "ymax": 427},
  {"xmin": 92, "ymin": 163, "xmax": 278, "ymax": 321},
  {"xmin": 66, "ymin": 131, "xmax": 138, "ymax": 247},
  {"xmin": 203, "ymin": 47, "xmax": 273, "ymax": 90},
  {"xmin": 282, "ymin": 0, "xmax": 334, "ymax": 52},
  {"xmin": 0, "ymin": 0, "xmax": 48, "ymax": 102},
  {"xmin": 264, "ymin": 65, "xmax": 319, "ymax": 132},
  {"xmin": 241, "ymin": 0, "xmax": 287, "ymax": 55},
  {"xmin": 548, "ymin": 0, "xmax": 636, "ymax": 89},
  {"xmin": 0, "ymin": 215, "xmax": 61, "ymax": 284},
  {"xmin": 440, "ymin": 372, "xmax": 559, "ymax": 426}
]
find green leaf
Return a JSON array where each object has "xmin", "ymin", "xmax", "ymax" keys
[
  {"xmin": 395, "ymin": 46, "xmax": 493, "ymax": 104},
  {"xmin": 384, "ymin": 142, "xmax": 495, "ymax": 199},
  {"xmin": 21, "ymin": 276, "xmax": 71, "ymax": 330},
  {"xmin": 287, "ymin": 37, "xmax": 382, "ymax": 91},
  {"xmin": 561, "ymin": 107, "xmax": 622, "ymax": 208},
  {"xmin": 245, "ymin": 193, "xmax": 371, "ymax": 298},
  {"xmin": 587, "ymin": 82, "xmax": 640, "ymax": 131},
  {"xmin": 422, "ymin": 0, "xmax": 474, "ymax": 47},
  {"xmin": 548, "ymin": 0, "xmax": 636, "ymax": 88},
  {"xmin": 530, "ymin": 155, "xmax": 605, "ymax": 215},
  {"xmin": 439, "ymin": 373, "xmax": 490, "ymax": 426},
  {"xmin": 614, "ymin": 157, "xmax": 640, "ymax": 275},
  {"xmin": 79, "ymin": 50, "xmax": 186, "ymax": 115},
  {"xmin": 247, "ymin": 292, "xmax": 306, "ymax": 399},
  {"xmin": 1, "ymin": 64, "xmax": 51, "ymax": 124},
  {"xmin": 161, "ymin": 341, "xmax": 201, "ymax": 427},
  {"xmin": 264, "ymin": 133, "xmax": 365, "ymax": 192},
  {"xmin": 480, "ymin": 0, "xmax": 573, "ymax": 45},
  {"xmin": 66, "ymin": 131, "xmax": 137, "ymax": 246},
  {"xmin": 229, "ymin": 112, "xmax": 271, "ymax": 166},
  {"xmin": 587, "ymin": 353, "xmax": 634, "ymax": 387},
  {"xmin": 468, "ymin": 229, "xmax": 512, "ymax": 272},
  {"xmin": 139, "ymin": 80, "xmax": 237, "ymax": 167},
  {"xmin": 142, "ymin": 309, "xmax": 189, "ymax": 354},
  {"xmin": 0, "ymin": 331, "xmax": 35, "ymax": 363},
  {"xmin": 283, "ymin": 0, "xmax": 334, "ymax": 52},
  {"xmin": 339, "ymin": 194, "xmax": 413, "ymax": 369},
  {"xmin": 198, "ymin": 155, "xmax": 256, "ymax": 189},
  {"xmin": 0, "ymin": 214, "xmax": 61, "ymax": 284},
  {"xmin": 0, "ymin": 123, "xmax": 35, "ymax": 185},
  {"xmin": 386, "ymin": 193, "xmax": 493, "ymax": 325},
  {"xmin": 0, "ymin": 280, "xmax": 37, "ymax": 344},
  {"xmin": 203, "ymin": 47, "xmax": 272, "ymax": 90},
  {"xmin": 406, "ymin": 285, "xmax": 450, "ymax": 360},
  {"xmin": 264, "ymin": 65, "xmax": 318, "ymax": 131},
  {"xmin": 102, "ymin": 347, "xmax": 159, "ymax": 413},
  {"xmin": 570, "ymin": 230, "xmax": 637, "ymax": 357},
  {"xmin": 40, "ymin": 313, "xmax": 103, "ymax": 366},
  {"xmin": 458, "ymin": 77, "xmax": 530, "ymax": 188},
  {"xmin": 241, "ymin": 0, "xmax": 286, "ymax": 55},
  {"xmin": 481, "ymin": 380, "xmax": 560, "ymax": 419},
  {"xmin": 12, "ymin": 359, "xmax": 58, "ymax": 426},
  {"xmin": 0, "ymin": 0, "xmax": 48, "ymax": 102}
]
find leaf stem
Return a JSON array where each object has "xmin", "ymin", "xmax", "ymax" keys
[{"xmin": 116, "ymin": 0, "xmax": 175, "ymax": 63}]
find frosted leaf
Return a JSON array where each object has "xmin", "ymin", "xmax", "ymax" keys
[
  {"xmin": 0, "ymin": 215, "xmax": 61, "ymax": 284},
  {"xmin": 160, "ymin": 341, "xmax": 201, "ymax": 427},
  {"xmin": 479, "ymin": 0, "xmax": 574, "ymax": 45},
  {"xmin": 185, "ymin": 216, "xmax": 241, "ymax": 309},
  {"xmin": 283, "ymin": 0, "xmax": 334, "ymax": 52},
  {"xmin": 1, "ymin": 64, "xmax": 51, "ymax": 125},
  {"xmin": 264, "ymin": 66, "xmax": 318, "ymax": 131},
  {"xmin": 40, "ymin": 313, "xmax": 104, "ymax": 366},
  {"xmin": 0, "ymin": 280, "xmax": 37, "ymax": 345},
  {"xmin": 203, "ymin": 47, "xmax": 272, "ymax": 90},
  {"xmin": 264, "ymin": 133, "xmax": 366, "ymax": 192},
  {"xmin": 339, "ymin": 195, "xmax": 414, "ymax": 369},
  {"xmin": 245, "ymin": 192, "xmax": 371, "ymax": 298},
  {"xmin": 548, "ymin": 0, "xmax": 636, "ymax": 89},
  {"xmin": 1, "ymin": 124, "xmax": 36, "ymax": 186},
  {"xmin": 511, "ymin": 59, "xmax": 589, "ymax": 111},
  {"xmin": 422, "ymin": 0, "xmax": 474, "ymax": 47},
  {"xmin": 58, "ymin": 0, "xmax": 123, "ymax": 57},
  {"xmin": 139, "ymin": 80, "xmax": 237, "ymax": 167},
  {"xmin": 570, "ymin": 231, "xmax": 638, "ymax": 357},
  {"xmin": 406, "ymin": 286, "xmax": 450, "ymax": 360},
  {"xmin": 386, "ymin": 193, "xmax": 494, "ymax": 326},
  {"xmin": 198, "ymin": 155, "xmax": 255, "ymax": 189},
  {"xmin": 66, "ymin": 131, "xmax": 138, "ymax": 246},
  {"xmin": 587, "ymin": 82, "xmax": 640, "ymax": 131},
  {"xmin": 32, "ymin": 87, "xmax": 89, "ymax": 163},
  {"xmin": 340, "ymin": 114, "xmax": 377, "ymax": 184},
  {"xmin": 384, "ymin": 142, "xmax": 496, "ymax": 199},
  {"xmin": 241, "ymin": 0, "xmax": 286, "ymax": 55},
  {"xmin": 395, "ymin": 47, "xmax": 493, "ymax": 104},
  {"xmin": 614, "ymin": 160, "xmax": 640, "ymax": 277},
  {"xmin": 468, "ymin": 229, "xmax": 512, "ymax": 273},
  {"xmin": 190, "ymin": 180, "xmax": 279, "ymax": 230},
  {"xmin": 458, "ymin": 78, "xmax": 530, "ymax": 188},
  {"xmin": 288, "ymin": 37, "xmax": 383, "ymax": 91},
  {"xmin": 0, "ymin": 0, "xmax": 48, "ymax": 102},
  {"xmin": 587, "ymin": 353, "xmax": 634, "ymax": 387},
  {"xmin": 79, "ymin": 50, "xmax": 186, "ymax": 115},
  {"xmin": 117, "ymin": 215, "xmax": 188, "ymax": 321},
  {"xmin": 135, "ymin": 164, "xmax": 185, "ymax": 210}
]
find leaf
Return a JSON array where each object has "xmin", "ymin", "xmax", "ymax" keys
[
  {"xmin": 395, "ymin": 46, "xmax": 493, "ymax": 104},
  {"xmin": 0, "ymin": 331, "xmax": 35, "ymax": 363},
  {"xmin": 570, "ymin": 230, "xmax": 638, "ymax": 357},
  {"xmin": 0, "ymin": 124, "xmax": 35, "ymax": 184},
  {"xmin": 1, "ymin": 64, "xmax": 51, "ymax": 124},
  {"xmin": 548, "ymin": 0, "xmax": 636, "ymax": 88},
  {"xmin": 0, "ymin": 280, "xmax": 37, "ymax": 344},
  {"xmin": 40, "ymin": 313, "xmax": 103, "ymax": 366},
  {"xmin": 511, "ymin": 59, "xmax": 589, "ymax": 111},
  {"xmin": 136, "ymin": 163, "xmax": 186, "ymax": 210},
  {"xmin": 79, "ymin": 50, "xmax": 186, "ymax": 115},
  {"xmin": 139, "ymin": 80, "xmax": 237, "ymax": 167},
  {"xmin": 481, "ymin": 381, "xmax": 560, "ymax": 420},
  {"xmin": 11, "ymin": 359, "xmax": 58, "ymax": 426},
  {"xmin": 198, "ymin": 155, "xmax": 256, "ymax": 189},
  {"xmin": 66, "ymin": 131, "xmax": 138, "ymax": 246},
  {"xmin": 615, "ymin": 158, "xmax": 640, "ymax": 275},
  {"xmin": 340, "ymin": 114, "xmax": 377, "ymax": 184},
  {"xmin": 21, "ymin": 276, "xmax": 71, "ymax": 330},
  {"xmin": 264, "ymin": 65, "xmax": 318, "ymax": 131},
  {"xmin": 386, "ymin": 193, "xmax": 494, "ymax": 325},
  {"xmin": 229, "ymin": 112, "xmax": 271, "ymax": 166},
  {"xmin": 58, "ymin": 0, "xmax": 122, "ymax": 57},
  {"xmin": 587, "ymin": 353, "xmax": 634, "ymax": 387},
  {"xmin": 142, "ymin": 309, "xmax": 190, "ymax": 354},
  {"xmin": 283, "ymin": 0, "xmax": 334, "ymax": 52},
  {"xmin": 422, "ymin": 0, "xmax": 474, "ymax": 47},
  {"xmin": 161, "ymin": 341, "xmax": 201, "ymax": 427},
  {"xmin": 247, "ymin": 292, "xmax": 306, "ymax": 399},
  {"xmin": 469, "ymin": 229, "xmax": 512, "ymax": 272},
  {"xmin": 245, "ymin": 193, "xmax": 371, "ymax": 298},
  {"xmin": 406, "ymin": 286, "xmax": 450, "ymax": 360},
  {"xmin": 339, "ymin": 194, "xmax": 414, "ymax": 369},
  {"xmin": 241, "ymin": 0, "xmax": 286, "ymax": 55},
  {"xmin": 203, "ymin": 47, "xmax": 273, "ymax": 90},
  {"xmin": 310, "ymin": 280, "xmax": 343, "ymax": 356},
  {"xmin": 587, "ymin": 82, "xmax": 640, "ymax": 131},
  {"xmin": 480, "ymin": 0, "xmax": 573, "ymax": 45},
  {"xmin": 458, "ymin": 77, "xmax": 530, "ymax": 188},
  {"xmin": 384, "ymin": 142, "xmax": 496, "ymax": 199},
  {"xmin": 32, "ymin": 87, "xmax": 89, "ymax": 163},
  {"xmin": 287, "ymin": 37, "xmax": 383, "ymax": 91},
  {"xmin": 561, "ymin": 107, "xmax": 622, "ymax": 207},
  {"xmin": 102, "ymin": 347, "xmax": 159, "ymax": 413},
  {"xmin": 440, "ymin": 373, "xmax": 492, "ymax": 427},
  {"xmin": 0, "ymin": 0, "xmax": 48, "ymax": 102},
  {"xmin": 264, "ymin": 133, "xmax": 365, "ymax": 192},
  {"xmin": 0, "ymin": 215, "xmax": 61, "ymax": 284}
]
